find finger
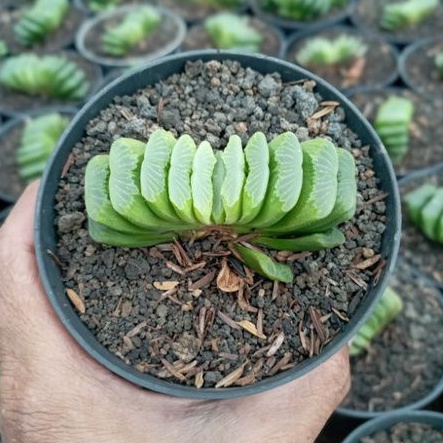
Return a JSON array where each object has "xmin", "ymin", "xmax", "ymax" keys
[{"xmin": 0, "ymin": 180, "xmax": 40, "ymax": 250}]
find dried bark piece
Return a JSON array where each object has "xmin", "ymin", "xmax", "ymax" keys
[
  {"xmin": 237, "ymin": 320, "xmax": 266, "ymax": 339},
  {"xmin": 66, "ymin": 288, "xmax": 85, "ymax": 314}
]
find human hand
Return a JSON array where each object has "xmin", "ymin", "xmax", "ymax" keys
[{"xmin": 0, "ymin": 182, "xmax": 350, "ymax": 443}]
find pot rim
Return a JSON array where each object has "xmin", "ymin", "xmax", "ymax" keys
[
  {"xmin": 75, "ymin": 4, "xmax": 187, "ymax": 69},
  {"xmin": 35, "ymin": 49, "xmax": 401, "ymax": 399}
]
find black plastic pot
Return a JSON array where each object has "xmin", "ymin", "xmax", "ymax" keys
[
  {"xmin": 284, "ymin": 24, "xmax": 399, "ymax": 92},
  {"xmin": 345, "ymin": 86, "xmax": 443, "ymax": 180},
  {"xmin": 250, "ymin": 0, "xmax": 354, "ymax": 32},
  {"xmin": 35, "ymin": 50, "xmax": 401, "ymax": 399},
  {"xmin": 399, "ymin": 37, "xmax": 443, "ymax": 100},
  {"xmin": 0, "ymin": 106, "xmax": 78, "ymax": 204},
  {"xmin": 0, "ymin": 206, "xmax": 11, "ymax": 227},
  {"xmin": 342, "ymin": 410, "xmax": 443, "ymax": 443},
  {"xmin": 350, "ymin": 0, "xmax": 443, "ymax": 47},
  {"xmin": 76, "ymin": 5, "xmax": 187, "ymax": 70},
  {"xmin": 0, "ymin": 50, "xmax": 103, "ymax": 119}
]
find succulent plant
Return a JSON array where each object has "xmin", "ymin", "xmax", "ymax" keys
[
  {"xmin": 263, "ymin": 0, "xmax": 345, "ymax": 21},
  {"xmin": 435, "ymin": 52, "xmax": 443, "ymax": 79},
  {"xmin": 374, "ymin": 96, "xmax": 414, "ymax": 166},
  {"xmin": 0, "ymin": 40, "xmax": 8, "ymax": 57},
  {"xmin": 204, "ymin": 13, "xmax": 262, "ymax": 52},
  {"xmin": 192, "ymin": 0, "xmax": 242, "ymax": 5},
  {"xmin": 350, "ymin": 286, "xmax": 403, "ymax": 356},
  {"xmin": 17, "ymin": 113, "xmax": 69, "ymax": 183},
  {"xmin": 380, "ymin": 0, "xmax": 439, "ymax": 31},
  {"xmin": 87, "ymin": 0, "xmax": 121, "ymax": 12},
  {"xmin": 102, "ymin": 6, "xmax": 161, "ymax": 57},
  {"xmin": 296, "ymin": 34, "xmax": 368, "ymax": 67},
  {"xmin": 0, "ymin": 54, "xmax": 90, "ymax": 100},
  {"xmin": 85, "ymin": 129, "xmax": 357, "ymax": 283},
  {"xmin": 14, "ymin": 0, "xmax": 69, "ymax": 46},
  {"xmin": 404, "ymin": 183, "xmax": 443, "ymax": 244}
]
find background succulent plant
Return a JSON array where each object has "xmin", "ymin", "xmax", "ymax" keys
[
  {"xmin": 192, "ymin": 0, "xmax": 242, "ymax": 6},
  {"xmin": 204, "ymin": 13, "xmax": 262, "ymax": 52},
  {"xmin": 435, "ymin": 52, "xmax": 443, "ymax": 79},
  {"xmin": 404, "ymin": 183, "xmax": 443, "ymax": 244},
  {"xmin": 262, "ymin": 0, "xmax": 348, "ymax": 21},
  {"xmin": 14, "ymin": 0, "xmax": 69, "ymax": 46},
  {"xmin": 85, "ymin": 129, "xmax": 357, "ymax": 282},
  {"xmin": 0, "ymin": 40, "xmax": 8, "ymax": 57},
  {"xmin": 0, "ymin": 54, "xmax": 89, "ymax": 100},
  {"xmin": 349, "ymin": 286, "xmax": 403, "ymax": 356},
  {"xmin": 374, "ymin": 96, "xmax": 414, "ymax": 166},
  {"xmin": 87, "ymin": 0, "xmax": 121, "ymax": 12},
  {"xmin": 101, "ymin": 6, "xmax": 161, "ymax": 57},
  {"xmin": 17, "ymin": 113, "xmax": 69, "ymax": 183},
  {"xmin": 296, "ymin": 34, "xmax": 367, "ymax": 66},
  {"xmin": 380, "ymin": 0, "xmax": 439, "ymax": 31}
]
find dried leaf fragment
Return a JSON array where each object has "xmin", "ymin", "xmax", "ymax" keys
[
  {"xmin": 66, "ymin": 288, "xmax": 85, "ymax": 314},
  {"xmin": 153, "ymin": 281, "xmax": 179, "ymax": 291},
  {"xmin": 215, "ymin": 364, "xmax": 245, "ymax": 388},
  {"xmin": 237, "ymin": 320, "xmax": 266, "ymax": 339},
  {"xmin": 217, "ymin": 258, "xmax": 242, "ymax": 293},
  {"xmin": 266, "ymin": 331, "xmax": 285, "ymax": 357}
]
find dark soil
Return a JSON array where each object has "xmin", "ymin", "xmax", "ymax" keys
[
  {"xmin": 0, "ymin": 52, "xmax": 100, "ymax": 117},
  {"xmin": 55, "ymin": 59, "xmax": 388, "ymax": 389},
  {"xmin": 160, "ymin": 0, "xmax": 245, "ymax": 22},
  {"xmin": 400, "ymin": 168, "xmax": 443, "ymax": 288},
  {"xmin": 253, "ymin": 0, "xmax": 349, "ymax": 29},
  {"xmin": 348, "ymin": 88, "xmax": 443, "ymax": 175},
  {"xmin": 402, "ymin": 39, "xmax": 443, "ymax": 101},
  {"xmin": 182, "ymin": 17, "xmax": 283, "ymax": 57},
  {"xmin": 0, "ymin": 5, "xmax": 85, "ymax": 54},
  {"xmin": 363, "ymin": 421, "xmax": 443, "ymax": 443},
  {"xmin": 352, "ymin": 0, "xmax": 443, "ymax": 44},
  {"xmin": 0, "ymin": 121, "xmax": 25, "ymax": 201},
  {"xmin": 285, "ymin": 27, "xmax": 398, "ymax": 91},
  {"xmin": 83, "ymin": 9, "xmax": 180, "ymax": 60},
  {"xmin": 341, "ymin": 260, "xmax": 443, "ymax": 412}
]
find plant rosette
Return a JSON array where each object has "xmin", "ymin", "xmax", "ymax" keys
[
  {"xmin": 336, "ymin": 259, "xmax": 443, "ymax": 424},
  {"xmin": 73, "ymin": 0, "xmax": 150, "ymax": 15},
  {"xmin": 285, "ymin": 25, "xmax": 399, "ymax": 91},
  {"xmin": 158, "ymin": 0, "xmax": 247, "ymax": 24},
  {"xmin": 181, "ymin": 12, "xmax": 285, "ymax": 58},
  {"xmin": 0, "ymin": 50, "xmax": 102, "ymax": 118},
  {"xmin": 398, "ymin": 165, "xmax": 443, "ymax": 290},
  {"xmin": 342, "ymin": 410, "xmax": 443, "ymax": 443},
  {"xmin": 76, "ymin": 4, "xmax": 186, "ymax": 70},
  {"xmin": 0, "ymin": 0, "xmax": 86, "ymax": 54},
  {"xmin": 36, "ymin": 50, "xmax": 400, "ymax": 399},
  {"xmin": 250, "ymin": 0, "xmax": 354, "ymax": 32},
  {"xmin": 351, "ymin": 0, "xmax": 443, "ymax": 46},
  {"xmin": 346, "ymin": 86, "xmax": 443, "ymax": 177},
  {"xmin": 0, "ymin": 107, "xmax": 77, "ymax": 204},
  {"xmin": 400, "ymin": 37, "xmax": 443, "ymax": 101}
]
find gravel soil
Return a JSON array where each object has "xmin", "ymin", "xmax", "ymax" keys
[
  {"xmin": 341, "ymin": 260, "xmax": 443, "ymax": 412},
  {"xmin": 348, "ymin": 88, "xmax": 443, "ymax": 176},
  {"xmin": 55, "ymin": 59, "xmax": 388, "ymax": 389},
  {"xmin": 182, "ymin": 16, "xmax": 283, "ymax": 57},
  {"xmin": 352, "ymin": 0, "xmax": 443, "ymax": 44},
  {"xmin": 363, "ymin": 421, "xmax": 443, "ymax": 443},
  {"xmin": 0, "ymin": 5, "xmax": 85, "ymax": 54},
  {"xmin": 285, "ymin": 27, "xmax": 398, "ymax": 91}
]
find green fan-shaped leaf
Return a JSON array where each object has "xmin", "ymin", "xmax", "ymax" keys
[
  {"xmin": 85, "ymin": 155, "xmax": 147, "ymax": 234},
  {"xmin": 221, "ymin": 135, "xmax": 245, "ymax": 224},
  {"xmin": 109, "ymin": 137, "xmax": 167, "ymax": 229},
  {"xmin": 269, "ymin": 138, "xmax": 338, "ymax": 234},
  {"xmin": 404, "ymin": 183, "xmax": 437, "ymax": 225},
  {"xmin": 235, "ymin": 244, "xmax": 293, "ymax": 283},
  {"xmin": 238, "ymin": 132, "xmax": 270, "ymax": 224},
  {"xmin": 250, "ymin": 132, "xmax": 303, "ymax": 228},
  {"xmin": 140, "ymin": 128, "xmax": 178, "ymax": 222},
  {"xmin": 191, "ymin": 141, "xmax": 216, "ymax": 225},
  {"xmin": 211, "ymin": 151, "xmax": 226, "ymax": 224},
  {"xmin": 253, "ymin": 228, "xmax": 345, "ymax": 252},
  {"xmin": 168, "ymin": 134, "xmax": 198, "ymax": 224},
  {"xmin": 420, "ymin": 188, "xmax": 443, "ymax": 240},
  {"xmin": 298, "ymin": 148, "xmax": 356, "ymax": 234},
  {"xmin": 88, "ymin": 219, "xmax": 174, "ymax": 247}
]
